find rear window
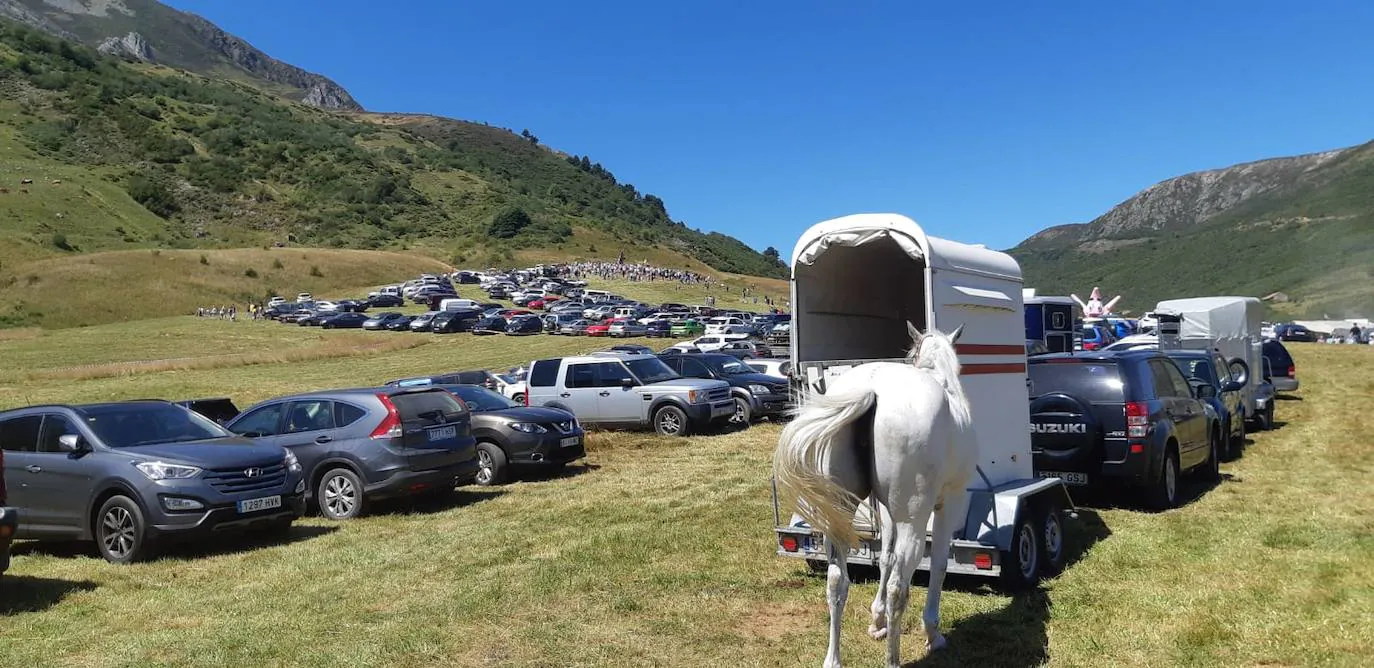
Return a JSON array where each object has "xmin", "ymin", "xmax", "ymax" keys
[
  {"xmin": 530, "ymin": 359, "xmax": 561, "ymax": 387},
  {"xmin": 389, "ymin": 390, "xmax": 468, "ymax": 424},
  {"xmin": 1263, "ymin": 341, "xmax": 1293, "ymax": 367},
  {"xmin": 1028, "ymin": 362, "xmax": 1125, "ymax": 403}
]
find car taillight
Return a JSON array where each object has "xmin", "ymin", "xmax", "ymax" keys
[
  {"xmin": 1287, "ymin": 365, "xmax": 1295, "ymax": 378},
  {"xmin": 780, "ymin": 536, "xmax": 799, "ymax": 552},
  {"xmin": 1126, "ymin": 401, "xmax": 1148, "ymax": 439},
  {"xmin": 370, "ymin": 394, "xmax": 404, "ymax": 439}
]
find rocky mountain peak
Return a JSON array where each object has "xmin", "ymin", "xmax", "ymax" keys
[{"xmin": 96, "ymin": 30, "xmax": 152, "ymax": 60}]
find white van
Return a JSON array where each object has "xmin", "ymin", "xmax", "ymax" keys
[
  {"xmin": 690, "ymin": 333, "xmax": 750, "ymax": 352},
  {"xmin": 582, "ymin": 289, "xmax": 610, "ymax": 301},
  {"xmin": 705, "ymin": 317, "xmax": 751, "ymax": 335},
  {"xmin": 440, "ymin": 298, "xmax": 480, "ymax": 312}
]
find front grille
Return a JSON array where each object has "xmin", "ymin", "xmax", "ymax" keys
[
  {"xmin": 707, "ymin": 388, "xmax": 730, "ymax": 402},
  {"xmin": 205, "ymin": 462, "xmax": 287, "ymax": 494},
  {"xmin": 549, "ymin": 420, "xmax": 577, "ymax": 433}
]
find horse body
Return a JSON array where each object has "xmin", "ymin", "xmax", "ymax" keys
[{"xmin": 774, "ymin": 325, "xmax": 977, "ymax": 668}]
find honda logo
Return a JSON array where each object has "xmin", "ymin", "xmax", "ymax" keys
[
  {"xmin": 243, "ymin": 467, "xmax": 263, "ymax": 478},
  {"xmin": 1030, "ymin": 423, "xmax": 1087, "ymax": 434}
]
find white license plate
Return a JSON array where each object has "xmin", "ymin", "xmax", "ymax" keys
[
  {"xmin": 560, "ymin": 436, "xmax": 580, "ymax": 448},
  {"xmin": 712, "ymin": 404, "xmax": 734, "ymax": 417},
  {"xmin": 237, "ymin": 495, "xmax": 281, "ymax": 514},
  {"xmin": 428, "ymin": 425, "xmax": 458, "ymax": 441},
  {"xmin": 1038, "ymin": 470, "xmax": 1089, "ymax": 485}
]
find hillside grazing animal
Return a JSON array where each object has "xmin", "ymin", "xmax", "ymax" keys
[{"xmin": 773, "ymin": 323, "xmax": 977, "ymax": 668}]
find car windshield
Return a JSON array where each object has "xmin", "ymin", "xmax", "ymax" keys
[
  {"xmin": 1170, "ymin": 357, "xmax": 1214, "ymax": 383},
  {"xmin": 443, "ymin": 385, "xmax": 520, "ymax": 411},
  {"xmin": 707, "ymin": 356, "xmax": 753, "ymax": 375},
  {"xmin": 79, "ymin": 403, "xmax": 233, "ymax": 448},
  {"xmin": 625, "ymin": 357, "xmax": 681, "ymax": 384}
]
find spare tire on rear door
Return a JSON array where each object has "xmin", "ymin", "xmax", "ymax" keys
[{"xmin": 1028, "ymin": 392, "xmax": 1101, "ymax": 486}]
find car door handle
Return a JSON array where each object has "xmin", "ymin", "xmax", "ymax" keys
[
  {"xmin": 560, "ymin": 392, "xmax": 572, "ymax": 398},
  {"xmin": 25, "ymin": 465, "xmax": 42, "ymax": 473},
  {"xmin": 598, "ymin": 391, "xmax": 611, "ymax": 397},
  {"xmin": 314, "ymin": 435, "xmax": 333, "ymax": 444}
]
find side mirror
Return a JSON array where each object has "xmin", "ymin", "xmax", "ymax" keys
[
  {"xmin": 621, "ymin": 377, "xmax": 636, "ymax": 388},
  {"xmin": 58, "ymin": 433, "xmax": 84, "ymax": 452},
  {"xmin": 1221, "ymin": 380, "xmax": 1243, "ymax": 393}
]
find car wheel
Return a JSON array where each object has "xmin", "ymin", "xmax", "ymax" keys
[
  {"xmin": 654, "ymin": 405, "xmax": 691, "ymax": 437},
  {"xmin": 1197, "ymin": 430, "xmax": 1221, "ymax": 482},
  {"xmin": 1038, "ymin": 500, "xmax": 1067, "ymax": 578},
  {"xmin": 512, "ymin": 393, "xmax": 525, "ymax": 405},
  {"xmin": 475, "ymin": 442, "xmax": 509, "ymax": 487},
  {"xmin": 317, "ymin": 468, "xmax": 365, "ymax": 520},
  {"xmin": 1000, "ymin": 512, "xmax": 1040, "ymax": 590},
  {"xmin": 730, "ymin": 396, "xmax": 752, "ymax": 425},
  {"xmin": 95, "ymin": 495, "xmax": 152, "ymax": 564},
  {"xmin": 1226, "ymin": 418, "xmax": 1245, "ymax": 461},
  {"xmin": 1145, "ymin": 448, "xmax": 1180, "ymax": 511}
]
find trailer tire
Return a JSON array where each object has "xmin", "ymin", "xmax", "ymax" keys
[
  {"xmin": 1037, "ymin": 500, "xmax": 1067, "ymax": 578},
  {"xmin": 1000, "ymin": 512, "xmax": 1040, "ymax": 591}
]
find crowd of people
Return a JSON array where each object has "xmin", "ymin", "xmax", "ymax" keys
[
  {"xmin": 196, "ymin": 305, "xmax": 238, "ymax": 320},
  {"xmin": 556, "ymin": 260, "xmax": 710, "ymax": 285}
]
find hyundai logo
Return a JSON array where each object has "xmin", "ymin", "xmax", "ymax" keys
[{"xmin": 244, "ymin": 467, "xmax": 263, "ymax": 478}]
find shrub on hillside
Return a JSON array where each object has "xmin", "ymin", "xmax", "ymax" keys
[
  {"xmin": 126, "ymin": 176, "xmax": 179, "ymax": 218},
  {"xmin": 309, "ymin": 265, "xmax": 323, "ymax": 277},
  {"xmin": 272, "ymin": 258, "xmax": 284, "ymax": 269},
  {"xmin": 51, "ymin": 233, "xmax": 71, "ymax": 251},
  {"xmin": 488, "ymin": 207, "xmax": 532, "ymax": 239},
  {"xmin": 244, "ymin": 268, "xmax": 258, "ymax": 278},
  {"xmin": 199, "ymin": 254, "xmax": 209, "ymax": 265}
]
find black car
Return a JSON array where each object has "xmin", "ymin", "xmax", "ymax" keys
[
  {"xmin": 409, "ymin": 312, "xmax": 438, "ymax": 332},
  {"xmin": 486, "ymin": 286, "xmax": 510, "ymax": 299},
  {"xmin": 454, "ymin": 271, "xmax": 480, "ymax": 284},
  {"xmin": 1161, "ymin": 349, "xmax": 1246, "ymax": 460},
  {"xmin": 473, "ymin": 316, "xmax": 508, "ymax": 335},
  {"xmin": 321, "ymin": 312, "xmax": 370, "ymax": 329},
  {"xmin": 1, "ymin": 448, "xmax": 16, "ymax": 580},
  {"xmin": 434, "ymin": 385, "xmax": 584, "ymax": 486},
  {"xmin": 384, "ymin": 315, "xmax": 415, "ymax": 331},
  {"xmin": 432, "ymin": 309, "xmax": 484, "ymax": 334},
  {"xmin": 1274, "ymin": 323, "xmax": 1317, "ymax": 343},
  {"xmin": 658, "ymin": 352, "xmax": 791, "ymax": 424},
  {"xmin": 368, "ymin": 294, "xmax": 405, "ymax": 308},
  {"xmin": 263, "ymin": 304, "xmax": 303, "ymax": 320},
  {"xmin": 1027, "ymin": 350, "xmax": 1220, "ymax": 510},
  {"xmin": 297, "ymin": 311, "xmax": 330, "ymax": 327},
  {"xmin": 1262, "ymin": 339, "xmax": 1299, "ymax": 393},
  {"xmin": 363, "ymin": 312, "xmax": 408, "ymax": 330},
  {"xmin": 335, "ymin": 300, "xmax": 369, "ymax": 313},
  {"xmin": 505, "ymin": 315, "xmax": 544, "ymax": 336}
]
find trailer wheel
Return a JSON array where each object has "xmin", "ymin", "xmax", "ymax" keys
[
  {"xmin": 1000, "ymin": 512, "xmax": 1040, "ymax": 590},
  {"xmin": 1037, "ymin": 500, "xmax": 1067, "ymax": 578}
]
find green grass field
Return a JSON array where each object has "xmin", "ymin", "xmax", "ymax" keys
[{"xmin": 1, "ymin": 329, "xmax": 1371, "ymax": 667}]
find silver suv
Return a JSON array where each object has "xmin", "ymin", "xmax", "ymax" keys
[{"xmin": 525, "ymin": 353, "xmax": 735, "ymax": 436}]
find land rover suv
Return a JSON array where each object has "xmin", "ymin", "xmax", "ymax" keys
[
  {"xmin": 0, "ymin": 401, "xmax": 306, "ymax": 563},
  {"xmin": 525, "ymin": 353, "xmax": 735, "ymax": 436},
  {"xmin": 1027, "ymin": 350, "xmax": 1221, "ymax": 510}
]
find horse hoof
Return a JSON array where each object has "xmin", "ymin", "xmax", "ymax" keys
[
  {"xmin": 927, "ymin": 633, "xmax": 947, "ymax": 651},
  {"xmin": 868, "ymin": 624, "xmax": 888, "ymax": 640}
]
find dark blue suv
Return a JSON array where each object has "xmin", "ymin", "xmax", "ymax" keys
[
  {"xmin": 1161, "ymin": 349, "xmax": 1246, "ymax": 460},
  {"xmin": 1028, "ymin": 350, "xmax": 1221, "ymax": 510},
  {"xmin": 0, "ymin": 401, "xmax": 306, "ymax": 563}
]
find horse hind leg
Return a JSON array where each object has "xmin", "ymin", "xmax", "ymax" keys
[
  {"xmin": 868, "ymin": 502, "xmax": 894, "ymax": 640},
  {"xmin": 823, "ymin": 537, "xmax": 851, "ymax": 668},
  {"xmin": 883, "ymin": 514, "xmax": 932, "ymax": 668},
  {"xmin": 923, "ymin": 482, "xmax": 972, "ymax": 651}
]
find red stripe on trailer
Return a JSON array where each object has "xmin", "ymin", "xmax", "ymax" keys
[
  {"xmin": 955, "ymin": 344, "xmax": 1025, "ymax": 355},
  {"xmin": 960, "ymin": 363, "xmax": 1026, "ymax": 376}
]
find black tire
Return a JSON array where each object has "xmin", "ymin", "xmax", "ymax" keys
[
  {"xmin": 511, "ymin": 393, "xmax": 525, "ymax": 405},
  {"xmin": 474, "ymin": 441, "xmax": 509, "ymax": 487},
  {"xmin": 1000, "ymin": 512, "xmax": 1040, "ymax": 590},
  {"xmin": 316, "ymin": 467, "xmax": 365, "ymax": 520},
  {"xmin": 1037, "ymin": 501, "xmax": 1067, "ymax": 578},
  {"xmin": 1197, "ymin": 430, "xmax": 1221, "ymax": 482},
  {"xmin": 1226, "ymin": 418, "xmax": 1245, "ymax": 461},
  {"xmin": 653, "ymin": 405, "xmax": 691, "ymax": 437},
  {"xmin": 95, "ymin": 495, "xmax": 152, "ymax": 564},
  {"xmin": 1145, "ymin": 447, "xmax": 1180, "ymax": 511},
  {"xmin": 730, "ymin": 396, "xmax": 752, "ymax": 425}
]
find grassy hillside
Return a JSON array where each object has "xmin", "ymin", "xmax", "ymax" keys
[
  {"xmin": 0, "ymin": 20, "xmax": 784, "ymax": 286},
  {"xmin": 1012, "ymin": 142, "xmax": 1374, "ymax": 319}
]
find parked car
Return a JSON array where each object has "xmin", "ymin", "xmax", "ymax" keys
[
  {"xmin": 746, "ymin": 358, "xmax": 792, "ymax": 379},
  {"xmin": 473, "ymin": 316, "xmax": 508, "ymax": 335},
  {"xmin": 431, "ymin": 385, "xmax": 584, "ymax": 486},
  {"xmin": 559, "ymin": 319, "xmax": 593, "ymax": 336},
  {"xmin": 717, "ymin": 340, "xmax": 771, "ymax": 359},
  {"xmin": 432, "ymin": 309, "xmax": 484, "ymax": 334},
  {"xmin": 688, "ymin": 334, "xmax": 750, "ymax": 352},
  {"xmin": 1161, "ymin": 349, "xmax": 1247, "ymax": 460},
  {"xmin": 368, "ymin": 294, "xmax": 405, "ymax": 308},
  {"xmin": 1027, "ymin": 350, "xmax": 1220, "ymax": 510},
  {"xmin": 606, "ymin": 344, "xmax": 656, "ymax": 355},
  {"xmin": 363, "ymin": 312, "xmax": 408, "ymax": 330},
  {"xmin": 335, "ymin": 300, "xmax": 369, "ymax": 313},
  {"xmin": 1274, "ymin": 324, "xmax": 1317, "ymax": 343},
  {"xmin": 524, "ymin": 353, "xmax": 735, "ymax": 436},
  {"xmin": 585, "ymin": 321, "xmax": 613, "ymax": 337},
  {"xmin": 608, "ymin": 319, "xmax": 649, "ymax": 338},
  {"xmin": 386, "ymin": 370, "xmax": 528, "ymax": 404},
  {"xmin": 225, "ymin": 387, "xmax": 478, "ymax": 520},
  {"xmin": 172, "ymin": 397, "xmax": 241, "ymax": 426},
  {"xmin": 0, "ymin": 400, "xmax": 307, "ymax": 562},
  {"xmin": 659, "ymin": 352, "xmax": 791, "ymax": 424},
  {"xmin": 321, "ymin": 312, "xmax": 370, "ymax": 329},
  {"xmin": 1078, "ymin": 323, "xmax": 1118, "ymax": 351},
  {"xmin": 505, "ymin": 315, "xmax": 544, "ymax": 336},
  {"xmin": 1, "ymin": 447, "xmax": 14, "ymax": 580},
  {"xmin": 297, "ymin": 311, "xmax": 330, "ymax": 327},
  {"xmin": 644, "ymin": 320, "xmax": 672, "ymax": 338},
  {"xmin": 1263, "ymin": 340, "xmax": 1300, "ymax": 393},
  {"xmin": 670, "ymin": 319, "xmax": 706, "ymax": 337},
  {"xmin": 385, "ymin": 315, "xmax": 415, "ymax": 331}
]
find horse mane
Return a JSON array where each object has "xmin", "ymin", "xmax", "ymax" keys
[{"xmin": 905, "ymin": 324, "xmax": 973, "ymax": 426}]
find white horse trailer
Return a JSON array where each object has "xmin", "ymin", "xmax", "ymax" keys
[{"xmin": 772, "ymin": 213, "xmax": 1076, "ymax": 587}]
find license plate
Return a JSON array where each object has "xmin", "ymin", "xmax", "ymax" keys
[
  {"xmin": 428, "ymin": 425, "xmax": 458, "ymax": 442},
  {"xmin": 560, "ymin": 436, "xmax": 580, "ymax": 448},
  {"xmin": 712, "ymin": 404, "xmax": 734, "ymax": 418},
  {"xmin": 237, "ymin": 495, "xmax": 281, "ymax": 514},
  {"xmin": 1038, "ymin": 470, "xmax": 1089, "ymax": 485}
]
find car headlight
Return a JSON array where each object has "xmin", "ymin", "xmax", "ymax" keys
[
  {"xmin": 135, "ymin": 461, "xmax": 202, "ymax": 481},
  {"xmin": 749, "ymin": 384, "xmax": 772, "ymax": 395},
  {"xmin": 284, "ymin": 450, "xmax": 302, "ymax": 474},
  {"xmin": 509, "ymin": 422, "xmax": 548, "ymax": 434}
]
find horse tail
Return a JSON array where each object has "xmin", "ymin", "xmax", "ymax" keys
[{"xmin": 773, "ymin": 383, "xmax": 876, "ymax": 549}]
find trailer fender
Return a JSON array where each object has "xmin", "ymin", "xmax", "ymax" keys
[{"xmin": 962, "ymin": 478, "xmax": 1076, "ymax": 553}]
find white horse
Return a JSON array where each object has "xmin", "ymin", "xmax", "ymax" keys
[{"xmin": 774, "ymin": 323, "xmax": 978, "ymax": 668}]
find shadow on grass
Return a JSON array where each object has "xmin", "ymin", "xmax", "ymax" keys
[
  {"xmin": 906, "ymin": 588, "xmax": 1052, "ymax": 668},
  {"xmin": 156, "ymin": 523, "xmax": 340, "ymax": 561},
  {"xmin": 1275, "ymin": 394, "xmax": 1303, "ymax": 402},
  {"xmin": 514, "ymin": 461, "xmax": 600, "ymax": 483},
  {"xmin": 0, "ymin": 575, "xmax": 98, "ymax": 615},
  {"xmin": 1070, "ymin": 472, "xmax": 1229, "ymax": 513},
  {"xmin": 369, "ymin": 488, "xmax": 506, "ymax": 517}
]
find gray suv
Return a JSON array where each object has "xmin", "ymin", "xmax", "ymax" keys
[
  {"xmin": 0, "ymin": 401, "xmax": 306, "ymax": 564},
  {"xmin": 226, "ymin": 386, "xmax": 479, "ymax": 520}
]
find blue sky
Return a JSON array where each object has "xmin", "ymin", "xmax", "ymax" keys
[{"xmin": 165, "ymin": 0, "xmax": 1374, "ymax": 254}]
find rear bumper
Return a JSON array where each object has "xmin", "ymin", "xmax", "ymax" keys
[
  {"xmin": 0, "ymin": 507, "xmax": 16, "ymax": 574},
  {"xmin": 1035, "ymin": 441, "xmax": 1155, "ymax": 487},
  {"xmin": 1272, "ymin": 377, "xmax": 1299, "ymax": 392},
  {"xmin": 365, "ymin": 459, "xmax": 480, "ymax": 499},
  {"xmin": 150, "ymin": 492, "xmax": 306, "ymax": 539}
]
